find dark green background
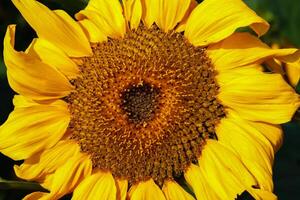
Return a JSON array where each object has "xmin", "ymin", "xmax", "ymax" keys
[{"xmin": 0, "ymin": 0, "xmax": 299, "ymax": 199}]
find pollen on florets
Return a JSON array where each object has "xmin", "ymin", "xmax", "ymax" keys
[{"xmin": 66, "ymin": 25, "xmax": 225, "ymax": 186}]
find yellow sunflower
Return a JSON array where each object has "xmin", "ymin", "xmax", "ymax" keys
[{"xmin": 1, "ymin": 0, "xmax": 300, "ymax": 199}]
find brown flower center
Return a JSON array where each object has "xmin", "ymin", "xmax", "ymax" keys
[{"xmin": 66, "ymin": 25, "xmax": 225, "ymax": 185}]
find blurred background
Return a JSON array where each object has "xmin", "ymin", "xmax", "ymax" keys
[{"xmin": 0, "ymin": 0, "xmax": 299, "ymax": 199}]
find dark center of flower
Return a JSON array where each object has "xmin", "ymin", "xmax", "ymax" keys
[
  {"xmin": 66, "ymin": 25, "xmax": 225, "ymax": 186},
  {"xmin": 121, "ymin": 82, "xmax": 160, "ymax": 125}
]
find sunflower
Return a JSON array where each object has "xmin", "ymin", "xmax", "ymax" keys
[{"xmin": 1, "ymin": 0, "xmax": 300, "ymax": 199}]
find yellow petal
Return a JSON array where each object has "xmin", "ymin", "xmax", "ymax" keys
[
  {"xmin": 12, "ymin": 0, "xmax": 91, "ymax": 57},
  {"xmin": 116, "ymin": 179, "xmax": 128, "ymax": 200},
  {"xmin": 247, "ymin": 121, "xmax": 283, "ymax": 153},
  {"xmin": 216, "ymin": 114, "xmax": 274, "ymax": 168},
  {"xmin": 73, "ymin": 171, "xmax": 117, "ymax": 200},
  {"xmin": 162, "ymin": 180, "xmax": 195, "ymax": 200},
  {"xmin": 76, "ymin": 0, "xmax": 126, "ymax": 38},
  {"xmin": 128, "ymin": 179, "xmax": 166, "ymax": 200},
  {"xmin": 3, "ymin": 25, "xmax": 73, "ymax": 101},
  {"xmin": 40, "ymin": 173, "xmax": 54, "ymax": 190},
  {"xmin": 216, "ymin": 115, "xmax": 274, "ymax": 191},
  {"xmin": 78, "ymin": 19, "xmax": 107, "ymax": 43},
  {"xmin": 12, "ymin": 95, "xmax": 37, "ymax": 108},
  {"xmin": 156, "ymin": 0, "xmax": 191, "ymax": 32},
  {"xmin": 265, "ymin": 48, "xmax": 300, "ymax": 87},
  {"xmin": 217, "ymin": 68, "xmax": 300, "ymax": 124},
  {"xmin": 244, "ymin": 161, "xmax": 274, "ymax": 192},
  {"xmin": 277, "ymin": 49, "xmax": 300, "ymax": 63},
  {"xmin": 26, "ymin": 38, "xmax": 79, "ymax": 79},
  {"xmin": 0, "ymin": 98, "xmax": 70, "ymax": 160},
  {"xmin": 208, "ymin": 33, "xmax": 298, "ymax": 72},
  {"xmin": 141, "ymin": 0, "xmax": 158, "ymax": 28},
  {"xmin": 251, "ymin": 189, "xmax": 278, "ymax": 200},
  {"xmin": 175, "ymin": 0, "xmax": 198, "ymax": 32},
  {"xmin": 198, "ymin": 140, "xmax": 257, "ymax": 199},
  {"xmin": 184, "ymin": 0, "xmax": 269, "ymax": 46},
  {"xmin": 184, "ymin": 164, "xmax": 219, "ymax": 200},
  {"xmin": 123, "ymin": 0, "xmax": 142, "ymax": 30},
  {"xmin": 285, "ymin": 61, "xmax": 300, "ymax": 87},
  {"xmin": 23, "ymin": 192, "xmax": 46, "ymax": 200},
  {"xmin": 28, "ymin": 153, "xmax": 92, "ymax": 199},
  {"xmin": 14, "ymin": 140, "xmax": 80, "ymax": 181}
]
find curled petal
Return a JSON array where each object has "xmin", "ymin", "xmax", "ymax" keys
[
  {"xmin": 4, "ymin": 25, "xmax": 73, "ymax": 100},
  {"xmin": 12, "ymin": 0, "xmax": 91, "ymax": 57},
  {"xmin": 185, "ymin": 0, "xmax": 269, "ymax": 46}
]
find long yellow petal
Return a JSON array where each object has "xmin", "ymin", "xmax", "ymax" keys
[
  {"xmin": 128, "ymin": 179, "xmax": 166, "ymax": 200},
  {"xmin": 217, "ymin": 68, "xmax": 300, "ymax": 124},
  {"xmin": 24, "ymin": 153, "xmax": 92, "ymax": 200},
  {"xmin": 47, "ymin": 155, "xmax": 92, "ymax": 199},
  {"xmin": 208, "ymin": 33, "xmax": 298, "ymax": 72},
  {"xmin": 216, "ymin": 115, "xmax": 274, "ymax": 191},
  {"xmin": 4, "ymin": 25, "xmax": 73, "ymax": 101},
  {"xmin": 175, "ymin": 0, "xmax": 198, "ymax": 32},
  {"xmin": 0, "ymin": 98, "xmax": 70, "ymax": 160},
  {"xmin": 78, "ymin": 19, "xmax": 107, "ymax": 43},
  {"xmin": 12, "ymin": 0, "xmax": 91, "ymax": 57},
  {"xmin": 247, "ymin": 121, "xmax": 283, "ymax": 153},
  {"xmin": 184, "ymin": 164, "xmax": 219, "ymax": 200},
  {"xmin": 72, "ymin": 171, "xmax": 117, "ymax": 200},
  {"xmin": 156, "ymin": 0, "xmax": 191, "ymax": 32},
  {"xmin": 162, "ymin": 180, "xmax": 195, "ymax": 200},
  {"xmin": 141, "ymin": 0, "xmax": 158, "ymax": 28},
  {"xmin": 123, "ymin": 0, "xmax": 142, "ymax": 30},
  {"xmin": 26, "ymin": 38, "xmax": 79, "ymax": 79},
  {"xmin": 251, "ymin": 189, "xmax": 278, "ymax": 200},
  {"xmin": 14, "ymin": 140, "xmax": 80, "ymax": 181},
  {"xmin": 76, "ymin": 0, "xmax": 126, "ymax": 38},
  {"xmin": 184, "ymin": 0, "xmax": 269, "ymax": 46},
  {"xmin": 116, "ymin": 179, "xmax": 128, "ymax": 200},
  {"xmin": 198, "ymin": 140, "xmax": 257, "ymax": 199}
]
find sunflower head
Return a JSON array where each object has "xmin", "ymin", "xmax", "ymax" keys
[
  {"xmin": 1, "ymin": 0, "xmax": 299, "ymax": 199},
  {"xmin": 66, "ymin": 24, "xmax": 225, "ymax": 185}
]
